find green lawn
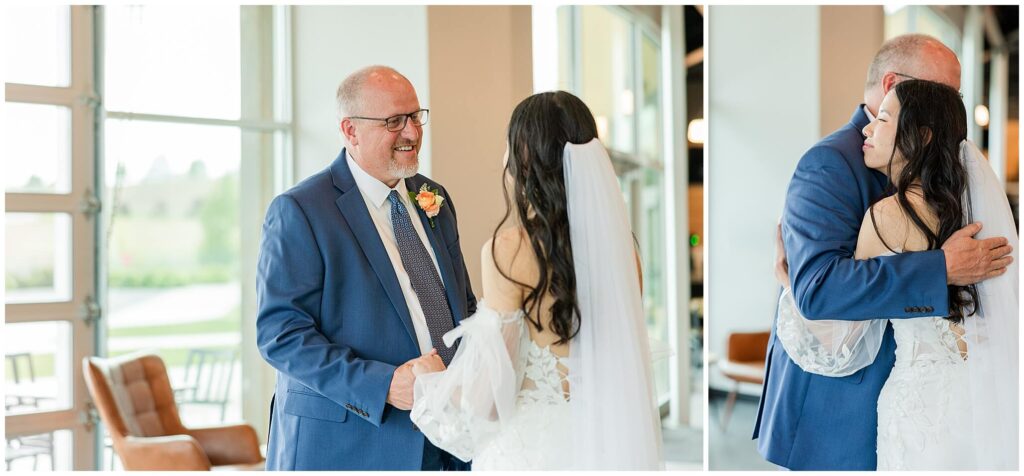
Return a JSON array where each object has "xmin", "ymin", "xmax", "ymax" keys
[
  {"xmin": 6, "ymin": 306, "xmax": 242, "ymax": 382},
  {"xmin": 108, "ymin": 306, "xmax": 240, "ymax": 338}
]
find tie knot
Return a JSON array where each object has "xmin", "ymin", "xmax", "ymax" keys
[{"xmin": 387, "ymin": 190, "xmax": 403, "ymax": 207}]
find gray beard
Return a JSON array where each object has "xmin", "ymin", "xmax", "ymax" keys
[{"xmin": 388, "ymin": 158, "xmax": 419, "ymax": 180}]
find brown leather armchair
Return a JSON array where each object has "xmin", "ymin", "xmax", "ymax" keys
[
  {"xmin": 717, "ymin": 331, "xmax": 771, "ymax": 429},
  {"xmin": 82, "ymin": 354, "xmax": 264, "ymax": 470}
]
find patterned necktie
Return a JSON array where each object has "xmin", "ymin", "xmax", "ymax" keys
[{"xmin": 387, "ymin": 190, "xmax": 458, "ymax": 365}]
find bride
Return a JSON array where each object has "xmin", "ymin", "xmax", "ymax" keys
[
  {"xmin": 407, "ymin": 91, "xmax": 663, "ymax": 470},
  {"xmin": 776, "ymin": 80, "xmax": 1018, "ymax": 470}
]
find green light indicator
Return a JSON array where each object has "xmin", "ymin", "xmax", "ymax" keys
[{"xmin": 690, "ymin": 234, "xmax": 700, "ymax": 247}]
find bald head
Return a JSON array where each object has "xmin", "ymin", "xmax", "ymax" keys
[
  {"xmin": 336, "ymin": 65, "xmax": 415, "ymax": 119},
  {"xmin": 863, "ymin": 34, "xmax": 961, "ymax": 114}
]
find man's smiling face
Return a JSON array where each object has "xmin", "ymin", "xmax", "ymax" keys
[{"xmin": 344, "ymin": 71, "xmax": 423, "ymax": 185}]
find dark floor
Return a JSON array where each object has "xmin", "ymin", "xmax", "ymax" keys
[{"xmin": 708, "ymin": 392, "xmax": 777, "ymax": 471}]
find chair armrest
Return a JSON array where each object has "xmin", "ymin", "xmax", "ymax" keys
[
  {"xmin": 186, "ymin": 424, "xmax": 263, "ymax": 466},
  {"xmin": 119, "ymin": 435, "xmax": 212, "ymax": 470}
]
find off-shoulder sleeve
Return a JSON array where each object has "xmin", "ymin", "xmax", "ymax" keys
[
  {"xmin": 411, "ymin": 302, "xmax": 525, "ymax": 462},
  {"xmin": 775, "ymin": 288, "xmax": 887, "ymax": 377}
]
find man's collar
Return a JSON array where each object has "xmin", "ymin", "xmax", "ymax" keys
[
  {"xmin": 863, "ymin": 104, "xmax": 876, "ymax": 122},
  {"xmin": 346, "ymin": 153, "xmax": 408, "ymax": 209}
]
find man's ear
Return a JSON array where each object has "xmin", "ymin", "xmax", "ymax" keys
[
  {"xmin": 881, "ymin": 72, "xmax": 899, "ymax": 95},
  {"xmin": 340, "ymin": 118, "xmax": 358, "ymax": 146}
]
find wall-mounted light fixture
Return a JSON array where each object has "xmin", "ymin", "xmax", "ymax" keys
[{"xmin": 687, "ymin": 118, "xmax": 706, "ymax": 145}]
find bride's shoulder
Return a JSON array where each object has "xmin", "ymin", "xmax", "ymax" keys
[
  {"xmin": 482, "ymin": 227, "xmax": 533, "ymax": 266},
  {"xmin": 481, "ymin": 227, "xmax": 533, "ymax": 311},
  {"xmin": 856, "ymin": 193, "xmax": 932, "ymax": 257}
]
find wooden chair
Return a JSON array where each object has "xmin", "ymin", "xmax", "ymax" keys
[
  {"xmin": 717, "ymin": 331, "xmax": 770, "ymax": 430},
  {"xmin": 82, "ymin": 353, "xmax": 264, "ymax": 470}
]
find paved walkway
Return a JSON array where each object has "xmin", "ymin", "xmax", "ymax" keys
[
  {"xmin": 108, "ymin": 283, "xmax": 240, "ymax": 328},
  {"xmin": 108, "ymin": 332, "xmax": 240, "ymax": 352}
]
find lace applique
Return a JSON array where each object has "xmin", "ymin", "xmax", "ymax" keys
[
  {"xmin": 411, "ymin": 303, "xmax": 572, "ymax": 467},
  {"xmin": 775, "ymin": 288, "xmax": 885, "ymax": 377},
  {"xmin": 519, "ymin": 340, "xmax": 570, "ymax": 406},
  {"xmin": 877, "ymin": 318, "xmax": 971, "ymax": 470}
]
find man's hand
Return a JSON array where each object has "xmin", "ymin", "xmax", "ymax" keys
[
  {"xmin": 411, "ymin": 349, "xmax": 446, "ymax": 376},
  {"xmin": 387, "ymin": 358, "xmax": 419, "ymax": 410},
  {"xmin": 942, "ymin": 222, "xmax": 1013, "ymax": 286},
  {"xmin": 775, "ymin": 223, "xmax": 790, "ymax": 288},
  {"xmin": 386, "ymin": 352, "xmax": 447, "ymax": 410}
]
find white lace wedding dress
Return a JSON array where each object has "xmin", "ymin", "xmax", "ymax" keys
[
  {"xmin": 777, "ymin": 290, "xmax": 978, "ymax": 470},
  {"xmin": 876, "ymin": 316, "xmax": 973, "ymax": 470},
  {"xmin": 776, "ymin": 286, "xmax": 974, "ymax": 470},
  {"xmin": 411, "ymin": 303, "xmax": 572, "ymax": 470}
]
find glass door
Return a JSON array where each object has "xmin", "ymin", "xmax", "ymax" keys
[{"xmin": 5, "ymin": 5, "xmax": 98, "ymax": 471}]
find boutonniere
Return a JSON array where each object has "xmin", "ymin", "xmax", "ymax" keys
[{"xmin": 409, "ymin": 183, "xmax": 445, "ymax": 228}]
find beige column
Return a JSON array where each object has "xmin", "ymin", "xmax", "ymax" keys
[
  {"xmin": 426, "ymin": 6, "xmax": 534, "ymax": 293},
  {"xmin": 819, "ymin": 6, "xmax": 884, "ymax": 135}
]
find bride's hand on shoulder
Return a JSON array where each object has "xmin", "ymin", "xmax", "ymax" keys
[{"xmin": 411, "ymin": 349, "xmax": 446, "ymax": 376}]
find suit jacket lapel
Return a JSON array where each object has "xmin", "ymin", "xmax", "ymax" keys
[
  {"xmin": 332, "ymin": 151, "xmax": 420, "ymax": 348},
  {"xmin": 406, "ymin": 178, "xmax": 466, "ymax": 324}
]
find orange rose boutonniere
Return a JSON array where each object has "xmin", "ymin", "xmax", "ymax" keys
[{"xmin": 409, "ymin": 184, "xmax": 445, "ymax": 228}]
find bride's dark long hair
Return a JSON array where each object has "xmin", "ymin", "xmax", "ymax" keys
[
  {"xmin": 493, "ymin": 91, "xmax": 598, "ymax": 344},
  {"xmin": 871, "ymin": 79, "xmax": 978, "ymax": 323}
]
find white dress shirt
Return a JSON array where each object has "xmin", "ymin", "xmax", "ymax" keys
[
  {"xmin": 863, "ymin": 104, "xmax": 875, "ymax": 123},
  {"xmin": 347, "ymin": 153, "xmax": 444, "ymax": 356}
]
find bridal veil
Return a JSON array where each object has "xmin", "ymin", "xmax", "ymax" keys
[{"xmin": 563, "ymin": 138, "xmax": 664, "ymax": 470}]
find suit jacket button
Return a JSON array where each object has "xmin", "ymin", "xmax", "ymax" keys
[
  {"xmin": 904, "ymin": 307, "xmax": 912, "ymax": 313},
  {"xmin": 927, "ymin": 306, "xmax": 934, "ymax": 312}
]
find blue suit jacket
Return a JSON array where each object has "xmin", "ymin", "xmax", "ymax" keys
[
  {"xmin": 256, "ymin": 149, "xmax": 477, "ymax": 470},
  {"xmin": 752, "ymin": 106, "xmax": 949, "ymax": 470}
]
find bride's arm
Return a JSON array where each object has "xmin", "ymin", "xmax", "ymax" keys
[
  {"xmin": 775, "ymin": 198, "xmax": 920, "ymax": 377},
  {"xmin": 481, "ymin": 232, "xmax": 527, "ymax": 314}
]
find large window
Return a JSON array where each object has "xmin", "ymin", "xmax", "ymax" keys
[
  {"xmin": 557, "ymin": 6, "xmax": 672, "ymax": 405},
  {"xmin": 98, "ymin": 6, "xmax": 290, "ymax": 468},
  {"xmin": 5, "ymin": 6, "xmax": 291, "ymax": 470},
  {"xmin": 5, "ymin": 6, "xmax": 97, "ymax": 471}
]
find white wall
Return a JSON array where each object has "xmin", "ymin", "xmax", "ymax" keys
[
  {"xmin": 292, "ymin": 6, "xmax": 431, "ymax": 181},
  {"xmin": 707, "ymin": 6, "xmax": 821, "ymax": 394}
]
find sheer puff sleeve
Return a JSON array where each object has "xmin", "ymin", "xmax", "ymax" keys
[
  {"xmin": 775, "ymin": 287, "xmax": 886, "ymax": 377},
  {"xmin": 411, "ymin": 301, "xmax": 525, "ymax": 462}
]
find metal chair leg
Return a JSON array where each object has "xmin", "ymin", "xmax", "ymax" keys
[{"xmin": 720, "ymin": 383, "xmax": 739, "ymax": 430}]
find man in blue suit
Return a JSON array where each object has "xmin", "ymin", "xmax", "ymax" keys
[
  {"xmin": 754, "ymin": 34, "xmax": 1014, "ymax": 470},
  {"xmin": 257, "ymin": 66, "xmax": 475, "ymax": 470}
]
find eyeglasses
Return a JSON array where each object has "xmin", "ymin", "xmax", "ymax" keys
[
  {"xmin": 348, "ymin": 109, "xmax": 429, "ymax": 132},
  {"xmin": 892, "ymin": 72, "xmax": 919, "ymax": 81},
  {"xmin": 891, "ymin": 72, "xmax": 964, "ymax": 98}
]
